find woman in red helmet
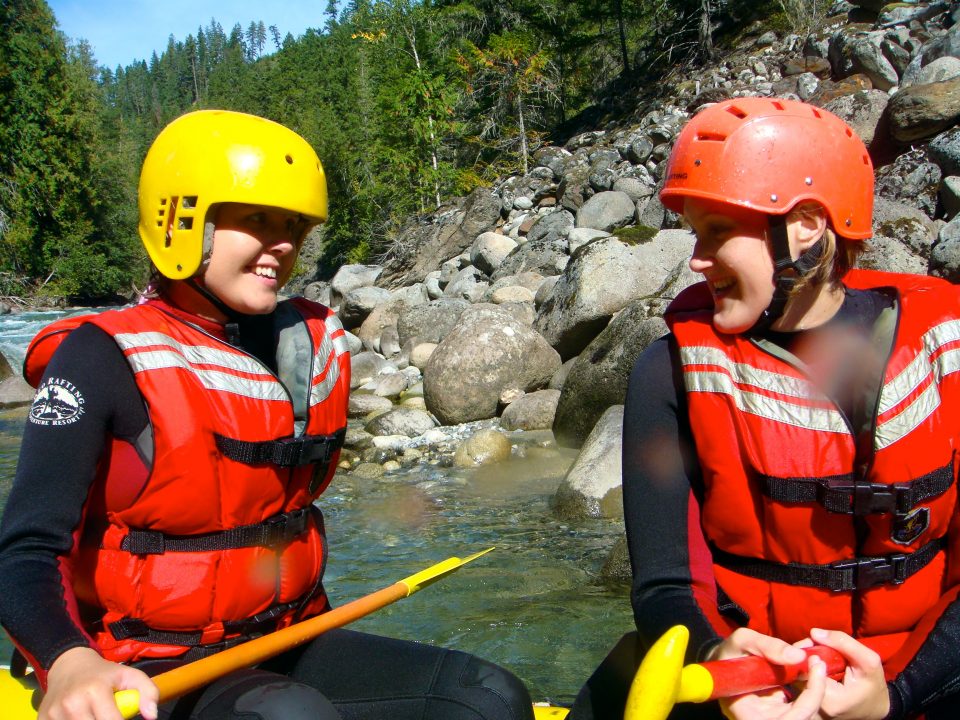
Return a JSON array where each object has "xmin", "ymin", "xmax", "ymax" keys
[
  {"xmin": 0, "ymin": 111, "xmax": 533, "ymax": 720},
  {"xmin": 570, "ymin": 98, "xmax": 960, "ymax": 720}
]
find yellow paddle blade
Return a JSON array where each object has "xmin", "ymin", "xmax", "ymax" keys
[
  {"xmin": 0, "ymin": 666, "xmax": 41, "ymax": 720},
  {"xmin": 399, "ymin": 547, "xmax": 495, "ymax": 595},
  {"xmin": 533, "ymin": 704, "xmax": 570, "ymax": 719}
]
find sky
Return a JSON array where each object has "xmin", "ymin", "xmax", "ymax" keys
[{"xmin": 48, "ymin": 0, "xmax": 329, "ymax": 70}]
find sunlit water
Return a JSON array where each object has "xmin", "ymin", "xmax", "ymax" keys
[{"xmin": 0, "ymin": 311, "xmax": 633, "ymax": 706}]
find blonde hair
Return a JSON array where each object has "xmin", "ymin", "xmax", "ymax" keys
[{"xmin": 787, "ymin": 202, "xmax": 866, "ymax": 297}]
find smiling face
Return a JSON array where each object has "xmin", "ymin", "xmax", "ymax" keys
[
  {"xmin": 196, "ymin": 203, "xmax": 309, "ymax": 318},
  {"xmin": 684, "ymin": 197, "xmax": 777, "ymax": 335}
]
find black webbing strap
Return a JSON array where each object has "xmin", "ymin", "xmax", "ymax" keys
[
  {"xmin": 108, "ymin": 598, "xmax": 304, "ymax": 646},
  {"xmin": 121, "ymin": 507, "xmax": 313, "ymax": 555},
  {"xmin": 215, "ymin": 427, "xmax": 346, "ymax": 468},
  {"xmin": 713, "ymin": 537, "xmax": 944, "ymax": 592},
  {"xmin": 751, "ymin": 217, "xmax": 825, "ymax": 333},
  {"xmin": 761, "ymin": 462, "xmax": 954, "ymax": 516}
]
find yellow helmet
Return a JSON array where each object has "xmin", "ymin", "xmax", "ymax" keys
[{"xmin": 138, "ymin": 110, "xmax": 328, "ymax": 280}]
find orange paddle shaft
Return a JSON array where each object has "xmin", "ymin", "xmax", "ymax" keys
[{"xmin": 700, "ymin": 646, "xmax": 847, "ymax": 700}]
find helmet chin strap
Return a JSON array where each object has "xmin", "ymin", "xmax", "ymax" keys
[
  {"xmin": 185, "ymin": 278, "xmax": 245, "ymax": 346},
  {"xmin": 750, "ymin": 214, "xmax": 824, "ymax": 334}
]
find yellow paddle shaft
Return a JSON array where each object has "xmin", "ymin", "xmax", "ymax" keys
[{"xmin": 114, "ymin": 549, "xmax": 494, "ymax": 718}]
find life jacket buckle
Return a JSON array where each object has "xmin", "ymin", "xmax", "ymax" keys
[
  {"xmin": 832, "ymin": 553, "xmax": 907, "ymax": 590},
  {"xmin": 851, "ymin": 482, "xmax": 911, "ymax": 516}
]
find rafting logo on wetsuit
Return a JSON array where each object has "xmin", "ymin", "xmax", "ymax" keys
[{"xmin": 29, "ymin": 378, "xmax": 85, "ymax": 426}]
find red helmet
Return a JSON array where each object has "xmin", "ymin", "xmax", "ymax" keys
[{"xmin": 659, "ymin": 97, "xmax": 873, "ymax": 239}]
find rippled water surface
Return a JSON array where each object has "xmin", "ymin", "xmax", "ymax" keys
[{"xmin": 0, "ymin": 312, "xmax": 633, "ymax": 706}]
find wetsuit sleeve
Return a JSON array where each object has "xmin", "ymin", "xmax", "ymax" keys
[
  {"xmin": 622, "ymin": 334, "xmax": 734, "ymax": 663},
  {"xmin": 884, "ymin": 561, "xmax": 960, "ymax": 716},
  {"xmin": 0, "ymin": 323, "xmax": 147, "ymax": 677}
]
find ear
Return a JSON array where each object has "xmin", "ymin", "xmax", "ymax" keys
[{"xmin": 787, "ymin": 205, "xmax": 827, "ymax": 254}]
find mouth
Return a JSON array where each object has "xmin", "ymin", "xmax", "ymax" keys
[
  {"xmin": 710, "ymin": 277, "xmax": 735, "ymax": 297},
  {"xmin": 252, "ymin": 266, "xmax": 278, "ymax": 281}
]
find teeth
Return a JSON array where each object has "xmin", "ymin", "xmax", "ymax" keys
[
  {"xmin": 254, "ymin": 267, "xmax": 277, "ymax": 279},
  {"xmin": 713, "ymin": 278, "xmax": 734, "ymax": 291}
]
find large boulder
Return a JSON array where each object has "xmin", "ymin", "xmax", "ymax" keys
[
  {"xmin": 552, "ymin": 405, "xmax": 624, "ymax": 520},
  {"xmin": 887, "ymin": 77, "xmax": 960, "ymax": 143},
  {"xmin": 424, "ymin": 306, "xmax": 561, "ymax": 425},
  {"xmin": 379, "ymin": 188, "xmax": 503, "ymax": 286},
  {"xmin": 397, "ymin": 298, "xmax": 470, "ymax": 346},
  {"xmin": 553, "ymin": 302, "xmax": 668, "ymax": 448},
  {"xmin": 357, "ymin": 284, "xmax": 429, "ymax": 353},
  {"xmin": 575, "ymin": 191, "xmax": 636, "ymax": 232},
  {"xmin": 330, "ymin": 264, "xmax": 383, "ymax": 306},
  {"xmin": 534, "ymin": 232, "xmax": 694, "ymax": 360},
  {"xmin": 337, "ymin": 286, "xmax": 392, "ymax": 329}
]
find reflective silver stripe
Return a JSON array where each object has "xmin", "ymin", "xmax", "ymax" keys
[
  {"xmin": 116, "ymin": 333, "xmax": 288, "ymax": 402},
  {"xmin": 115, "ymin": 332, "xmax": 268, "ymax": 376},
  {"xmin": 686, "ymin": 370, "xmax": 848, "ymax": 433},
  {"xmin": 309, "ymin": 336, "xmax": 341, "ymax": 407},
  {"xmin": 126, "ymin": 350, "xmax": 288, "ymax": 401},
  {"xmin": 875, "ymin": 381, "xmax": 940, "ymax": 450},
  {"xmin": 681, "ymin": 346, "xmax": 814, "ymax": 400},
  {"xmin": 326, "ymin": 315, "xmax": 350, "ymax": 357},
  {"xmin": 307, "ymin": 316, "xmax": 348, "ymax": 407},
  {"xmin": 875, "ymin": 320, "xmax": 960, "ymax": 449}
]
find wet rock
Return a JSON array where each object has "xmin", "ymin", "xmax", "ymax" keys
[
  {"xmin": 552, "ymin": 405, "xmax": 624, "ymax": 520},
  {"xmin": 453, "ymin": 428, "xmax": 513, "ymax": 467},
  {"xmin": 351, "ymin": 462, "xmax": 386, "ymax": 479},
  {"xmin": 600, "ymin": 536, "xmax": 631, "ymax": 582},
  {"xmin": 500, "ymin": 389, "xmax": 562, "ymax": 432}
]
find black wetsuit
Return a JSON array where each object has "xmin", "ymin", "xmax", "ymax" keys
[
  {"xmin": 0, "ymin": 312, "xmax": 533, "ymax": 720},
  {"xmin": 570, "ymin": 288, "xmax": 960, "ymax": 720}
]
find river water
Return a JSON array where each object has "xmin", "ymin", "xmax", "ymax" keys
[{"xmin": 0, "ymin": 310, "xmax": 633, "ymax": 706}]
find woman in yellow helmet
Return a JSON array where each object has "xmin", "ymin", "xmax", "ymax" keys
[
  {"xmin": 0, "ymin": 110, "xmax": 534, "ymax": 720},
  {"xmin": 570, "ymin": 98, "xmax": 960, "ymax": 720}
]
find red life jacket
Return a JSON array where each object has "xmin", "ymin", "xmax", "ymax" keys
[
  {"xmin": 665, "ymin": 269, "xmax": 960, "ymax": 676},
  {"xmin": 23, "ymin": 297, "xmax": 350, "ymax": 663}
]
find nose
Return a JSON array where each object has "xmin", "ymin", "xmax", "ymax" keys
[{"xmin": 688, "ymin": 236, "xmax": 712, "ymax": 274}]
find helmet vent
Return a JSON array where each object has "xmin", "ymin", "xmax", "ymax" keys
[
  {"xmin": 725, "ymin": 105, "xmax": 747, "ymax": 119},
  {"xmin": 178, "ymin": 217, "xmax": 194, "ymax": 230},
  {"xmin": 811, "ymin": 108, "xmax": 823, "ymax": 119},
  {"xmin": 181, "ymin": 196, "xmax": 198, "ymax": 209},
  {"xmin": 164, "ymin": 196, "xmax": 179, "ymax": 247},
  {"xmin": 696, "ymin": 132, "xmax": 727, "ymax": 142},
  {"xmin": 285, "ymin": 154, "xmax": 294, "ymax": 164},
  {"xmin": 771, "ymin": 101, "xmax": 785, "ymax": 111}
]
